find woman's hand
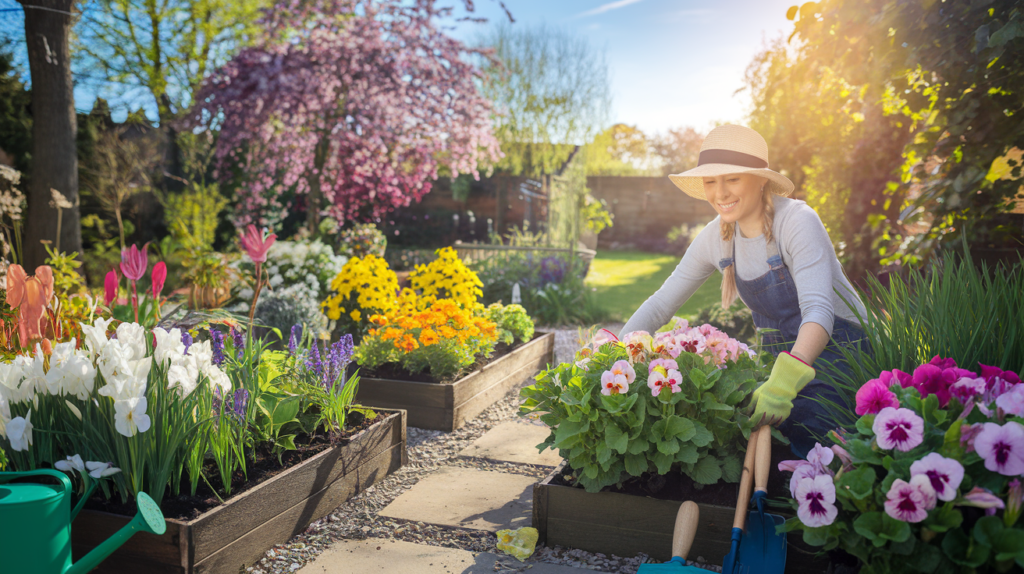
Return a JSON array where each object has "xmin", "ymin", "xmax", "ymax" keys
[{"xmin": 750, "ymin": 351, "xmax": 816, "ymax": 427}]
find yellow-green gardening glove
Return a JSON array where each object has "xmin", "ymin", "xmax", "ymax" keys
[{"xmin": 751, "ymin": 352, "xmax": 816, "ymax": 427}]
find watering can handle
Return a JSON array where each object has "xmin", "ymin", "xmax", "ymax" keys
[
  {"xmin": 0, "ymin": 469, "xmax": 72, "ymax": 493},
  {"xmin": 732, "ymin": 430, "xmax": 759, "ymax": 531}
]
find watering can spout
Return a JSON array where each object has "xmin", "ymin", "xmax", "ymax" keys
[{"xmin": 66, "ymin": 492, "xmax": 167, "ymax": 574}]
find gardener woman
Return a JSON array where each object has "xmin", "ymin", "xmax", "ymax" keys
[{"xmin": 619, "ymin": 124, "xmax": 868, "ymax": 458}]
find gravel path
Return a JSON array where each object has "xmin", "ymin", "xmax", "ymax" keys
[{"xmin": 246, "ymin": 325, "xmax": 720, "ymax": 574}]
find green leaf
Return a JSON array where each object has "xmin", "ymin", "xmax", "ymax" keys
[
  {"xmin": 605, "ymin": 423, "xmax": 629, "ymax": 454},
  {"xmin": 627, "ymin": 440, "xmax": 649, "ymax": 455},
  {"xmin": 973, "ymin": 515, "xmax": 1004, "ymax": 547},
  {"xmin": 721, "ymin": 455, "xmax": 742, "ymax": 482},
  {"xmin": 624, "ymin": 453, "xmax": 648, "ymax": 476},
  {"xmin": 702, "ymin": 394, "xmax": 733, "ymax": 412},
  {"xmin": 276, "ymin": 434, "xmax": 297, "ymax": 451},
  {"xmin": 993, "ymin": 529, "xmax": 1024, "ymax": 561},
  {"xmin": 909, "ymin": 542, "xmax": 943, "ymax": 573},
  {"xmin": 942, "ymin": 419, "xmax": 964, "ymax": 458},
  {"xmin": 657, "ymin": 438, "xmax": 680, "ymax": 455},
  {"xmin": 856, "ymin": 414, "xmax": 876, "ymax": 436},
  {"xmin": 665, "ymin": 416, "xmax": 696, "ymax": 441},
  {"xmin": 848, "ymin": 438, "xmax": 883, "ymax": 465},
  {"xmin": 924, "ymin": 502, "xmax": 963, "ymax": 533},
  {"xmin": 879, "ymin": 513, "xmax": 911, "ymax": 543},
  {"xmin": 554, "ymin": 420, "xmax": 584, "ymax": 449},
  {"xmin": 836, "ymin": 466, "xmax": 876, "ymax": 500},
  {"xmin": 803, "ymin": 526, "xmax": 829, "ymax": 547},
  {"xmin": 652, "ymin": 451, "xmax": 675, "ymax": 474},
  {"xmin": 690, "ymin": 423, "xmax": 714, "ymax": 447},
  {"xmin": 596, "ymin": 442, "xmax": 612, "ymax": 465},
  {"xmin": 676, "ymin": 443, "xmax": 699, "ymax": 464},
  {"xmin": 690, "ymin": 456, "xmax": 722, "ymax": 484},
  {"xmin": 942, "ymin": 527, "xmax": 990, "ymax": 567},
  {"xmin": 853, "ymin": 512, "xmax": 883, "ymax": 541},
  {"xmin": 690, "ymin": 368, "xmax": 708, "ymax": 390}
]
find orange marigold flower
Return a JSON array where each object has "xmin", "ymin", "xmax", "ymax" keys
[
  {"xmin": 419, "ymin": 329, "xmax": 439, "ymax": 346},
  {"xmin": 438, "ymin": 325, "xmax": 457, "ymax": 339},
  {"xmin": 370, "ymin": 314, "xmax": 388, "ymax": 326}
]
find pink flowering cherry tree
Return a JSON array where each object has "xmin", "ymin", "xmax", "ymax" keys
[{"xmin": 189, "ymin": 0, "xmax": 502, "ymax": 228}]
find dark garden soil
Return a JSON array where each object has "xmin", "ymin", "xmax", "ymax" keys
[
  {"xmin": 83, "ymin": 409, "xmax": 380, "ymax": 521},
  {"xmin": 551, "ymin": 445, "xmax": 793, "ymax": 508},
  {"xmin": 359, "ymin": 333, "xmax": 542, "ymax": 384}
]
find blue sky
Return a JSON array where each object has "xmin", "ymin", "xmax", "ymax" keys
[{"xmin": 1, "ymin": 0, "xmax": 800, "ymax": 135}]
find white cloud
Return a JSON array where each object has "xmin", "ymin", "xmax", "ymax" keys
[{"xmin": 574, "ymin": 0, "xmax": 644, "ymax": 19}]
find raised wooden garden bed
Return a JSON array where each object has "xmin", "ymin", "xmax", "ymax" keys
[
  {"xmin": 355, "ymin": 331, "xmax": 554, "ymax": 431},
  {"xmin": 533, "ymin": 461, "xmax": 829, "ymax": 574},
  {"xmin": 71, "ymin": 409, "xmax": 407, "ymax": 574}
]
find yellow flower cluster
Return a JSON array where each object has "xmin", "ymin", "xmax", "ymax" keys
[
  {"xmin": 409, "ymin": 247, "xmax": 483, "ymax": 309},
  {"xmin": 366, "ymin": 292, "xmax": 497, "ymax": 353},
  {"xmin": 322, "ymin": 254, "xmax": 399, "ymax": 323}
]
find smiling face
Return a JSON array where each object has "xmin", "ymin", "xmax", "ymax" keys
[{"xmin": 703, "ymin": 173, "xmax": 769, "ymax": 234}]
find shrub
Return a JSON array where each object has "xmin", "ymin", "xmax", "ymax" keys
[
  {"xmin": 520, "ymin": 321, "xmax": 769, "ymax": 492},
  {"xmin": 337, "ymin": 223, "xmax": 387, "ymax": 259},
  {"xmin": 485, "ymin": 303, "xmax": 535, "ymax": 345}
]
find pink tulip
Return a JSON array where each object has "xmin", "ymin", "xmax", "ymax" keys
[
  {"xmin": 5, "ymin": 264, "xmax": 54, "ymax": 348},
  {"xmin": 239, "ymin": 224, "xmax": 277, "ymax": 263},
  {"xmin": 151, "ymin": 261, "xmax": 167, "ymax": 299},
  {"xmin": 104, "ymin": 269, "xmax": 119, "ymax": 306},
  {"xmin": 120, "ymin": 244, "xmax": 149, "ymax": 281}
]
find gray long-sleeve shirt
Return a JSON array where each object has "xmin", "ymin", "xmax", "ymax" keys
[{"xmin": 619, "ymin": 195, "xmax": 866, "ymax": 338}]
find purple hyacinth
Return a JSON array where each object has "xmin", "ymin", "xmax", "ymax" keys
[
  {"xmin": 322, "ymin": 334, "xmax": 355, "ymax": 391},
  {"xmin": 211, "ymin": 329, "xmax": 225, "ymax": 366},
  {"xmin": 307, "ymin": 339, "xmax": 324, "ymax": 380},
  {"xmin": 212, "ymin": 387, "xmax": 223, "ymax": 413},
  {"xmin": 289, "ymin": 324, "xmax": 303, "ymax": 355},
  {"xmin": 231, "ymin": 388, "xmax": 249, "ymax": 421},
  {"xmin": 181, "ymin": 331, "xmax": 193, "ymax": 354},
  {"xmin": 538, "ymin": 256, "xmax": 567, "ymax": 287},
  {"xmin": 231, "ymin": 328, "xmax": 245, "ymax": 360}
]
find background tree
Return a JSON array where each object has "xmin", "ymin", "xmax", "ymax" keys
[
  {"xmin": 584, "ymin": 123, "xmax": 658, "ymax": 176},
  {"xmin": 19, "ymin": 0, "xmax": 81, "ymax": 268},
  {"xmin": 650, "ymin": 126, "xmax": 704, "ymax": 177},
  {"xmin": 0, "ymin": 47, "xmax": 32, "ymax": 176},
  {"xmin": 479, "ymin": 22, "xmax": 611, "ymax": 177},
  {"xmin": 190, "ymin": 0, "xmax": 502, "ymax": 229}
]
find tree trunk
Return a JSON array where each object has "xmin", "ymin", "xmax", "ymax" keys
[{"xmin": 20, "ymin": 0, "xmax": 81, "ymax": 268}]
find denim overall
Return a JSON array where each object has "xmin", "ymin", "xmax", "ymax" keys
[{"xmin": 720, "ymin": 226, "xmax": 868, "ymax": 458}]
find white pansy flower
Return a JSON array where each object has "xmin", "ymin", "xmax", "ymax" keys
[
  {"xmin": 86, "ymin": 461, "xmax": 121, "ymax": 478},
  {"xmin": 55, "ymin": 454, "xmax": 85, "ymax": 473},
  {"xmin": 113, "ymin": 397, "xmax": 150, "ymax": 437},
  {"xmin": 152, "ymin": 327, "xmax": 185, "ymax": 367},
  {"xmin": 115, "ymin": 322, "xmax": 148, "ymax": 361},
  {"xmin": 6, "ymin": 410, "xmax": 32, "ymax": 451}
]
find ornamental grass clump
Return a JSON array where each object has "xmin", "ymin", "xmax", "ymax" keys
[
  {"xmin": 777, "ymin": 356, "xmax": 1024, "ymax": 573},
  {"xmin": 520, "ymin": 320, "xmax": 768, "ymax": 492}
]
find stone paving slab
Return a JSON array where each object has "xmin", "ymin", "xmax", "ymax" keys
[
  {"xmin": 379, "ymin": 467, "xmax": 535, "ymax": 531},
  {"xmin": 458, "ymin": 421, "xmax": 562, "ymax": 467},
  {"xmin": 298, "ymin": 538, "xmax": 587, "ymax": 573}
]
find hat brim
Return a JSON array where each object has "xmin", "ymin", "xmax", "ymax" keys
[{"xmin": 668, "ymin": 164, "xmax": 795, "ymax": 201}]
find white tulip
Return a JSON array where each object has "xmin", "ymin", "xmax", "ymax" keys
[
  {"xmin": 114, "ymin": 397, "xmax": 150, "ymax": 437},
  {"xmin": 0, "ymin": 361, "xmax": 25, "ymax": 404},
  {"xmin": 6, "ymin": 409, "xmax": 33, "ymax": 451},
  {"xmin": 19, "ymin": 347, "xmax": 48, "ymax": 399},
  {"xmin": 152, "ymin": 327, "xmax": 185, "ymax": 368},
  {"xmin": 54, "ymin": 454, "xmax": 85, "ymax": 473},
  {"xmin": 167, "ymin": 364, "xmax": 197, "ymax": 397},
  {"xmin": 85, "ymin": 461, "xmax": 122, "ymax": 478},
  {"xmin": 115, "ymin": 322, "xmax": 148, "ymax": 361},
  {"xmin": 0, "ymin": 395, "xmax": 10, "ymax": 438},
  {"xmin": 205, "ymin": 366, "xmax": 232, "ymax": 394}
]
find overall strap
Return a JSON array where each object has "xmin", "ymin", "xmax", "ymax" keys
[{"xmin": 765, "ymin": 234, "xmax": 784, "ymax": 270}]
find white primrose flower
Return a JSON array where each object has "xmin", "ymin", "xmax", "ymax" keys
[
  {"xmin": 115, "ymin": 322, "xmax": 148, "ymax": 361},
  {"xmin": 114, "ymin": 396, "xmax": 151, "ymax": 437},
  {"xmin": 152, "ymin": 327, "xmax": 185, "ymax": 367},
  {"xmin": 86, "ymin": 461, "xmax": 122, "ymax": 478},
  {"xmin": 54, "ymin": 454, "xmax": 85, "ymax": 473},
  {"xmin": 6, "ymin": 409, "xmax": 33, "ymax": 451},
  {"xmin": 81, "ymin": 317, "xmax": 115, "ymax": 358}
]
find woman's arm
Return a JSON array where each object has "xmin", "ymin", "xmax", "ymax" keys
[
  {"xmin": 619, "ymin": 225, "xmax": 718, "ymax": 337},
  {"xmin": 789, "ymin": 321, "xmax": 830, "ymax": 365}
]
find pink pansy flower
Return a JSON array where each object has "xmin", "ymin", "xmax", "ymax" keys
[
  {"xmin": 806, "ymin": 442, "xmax": 835, "ymax": 476},
  {"xmin": 872, "ymin": 407, "xmax": 925, "ymax": 452},
  {"xmin": 950, "ymin": 376, "xmax": 987, "ymax": 403},
  {"xmin": 929, "ymin": 355, "xmax": 958, "ymax": 370},
  {"xmin": 239, "ymin": 224, "xmax": 277, "ymax": 263},
  {"xmin": 960, "ymin": 423, "xmax": 983, "ymax": 453},
  {"xmin": 831, "ymin": 445, "xmax": 854, "ymax": 471},
  {"xmin": 958, "ymin": 486, "xmax": 1006, "ymax": 516},
  {"xmin": 621, "ymin": 331, "xmax": 653, "ymax": 364},
  {"xmin": 120, "ymin": 244, "xmax": 149, "ymax": 281},
  {"xmin": 855, "ymin": 378, "xmax": 900, "ymax": 415},
  {"xmin": 698, "ymin": 324, "xmax": 718, "ymax": 337},
  {"xmin": 973, "ymin": 421, "xmax": 1024, "ymax": 476},
  {"xmin": 647, "ymin": 368, "xmax": 683, "ymax": 397},
  {"xmin": 648, "ymin": 358, "xmax": 679, "ymax": 375},
  {"xmin": 979, "ymin": 364, "xmax": 1021, "ymax": 401},
  {"xmin": 780, "ymin": 460, "xmax": 819, "ymax": 497},
  {"xmin": 795, "ymin": 475, "xmax": 838, "ymax": 527},
  {"xmin": 912, "ymin": 363, "xmax": 955, "ymax": 407},
  {"xmin": 910, "ymin": 453, "xmax": 964, "ymax": 501},
  {"xmin": 702, "ymin": 331, "xmax": 731, "ymax": 366},
  {"xmin": 600, "ymin": 360, "xmax": 636, "ymax": 396},
  {"xmin": 891, "ymin": 369, "xmax": 914, "ymax": 388},
  {"xmin": 590, "ymin": 328, "xmax": 618, "ymax": 350},
  {"xmin": 996, "ymin": 384, "xmax": 1024, "ymax": 417},
  {"xmin": 884, "ymin": 477, "xmax": 936, "ymax": 523}
]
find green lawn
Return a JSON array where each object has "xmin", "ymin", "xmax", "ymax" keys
[{"xmin": 587, "ymin": 250, "xmax": 722, "ymax": 323}]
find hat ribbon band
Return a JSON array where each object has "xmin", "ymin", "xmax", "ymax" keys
[{"xmin": 697, "ymin": 149, "xmax": 768, "ymax": 169}]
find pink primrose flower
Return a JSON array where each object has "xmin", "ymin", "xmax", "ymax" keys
[
  {"xmin": 855, "ymin": 378, "xmax": 900, "ymax": 415},
  {"xmin": 647, "ymin": 368, "xmax": 683, "ymax": 397},
  {"xmin": 621, "ymin": 331, "xmax": 653, "ymax": 364},
  {"xmin": 795, "ymin": 475, "xmax": 838, "ymax": 527},
  {"xmin": 884, "ymin": 477, "xmax": 936, "ymax": 523},
  {"xmin": 973, "ymin": 421, "xmax": 1024, "ymax": 476},
  {"xmin": 960, "ymin": 423, "xmax": 983, "ymax": 453},
  {"xmin": 959, "ymin": 486, "xmax": 1006, "ymax": 515},
  {"xmin": 996, "ymin": 384, "xmax": 1024, "ymax": 417},
  {"xmin": 648, "ymin": 358, "xmax": 679, "ymax": 376},
  {"xmin": 104, "ymin": 269, "xmax": 119, "ymax": 306},
  {"xmin": 669, "ymin": 317, "xmax": 689, "ymax": 332},
  {"xmin": 702, "ymin": 331, "xmax": 731, "ymax": 366},
  {"xmin": 909, "ymin": 453, "xmax": 964, "ymax": 502},
  {"xmin": 120, "ymin": 244, "xmax": 149, "ymax": 281},
  {"xmin": 239, "ymin": 224, "xmax": 277, "ymax": 263},
  {"xmin": 872, "ymin": 407, "xmax": 925, "ymax": 452},
  {"xmin": 676, "ymin": 330, "xmax": 706, "ymax": 356},
  {"xmin": 912, "ymin": 363, "xmax": 954, "ymax": 407},
  {"xmin": 590, "ymin": 328, "xmax": 618, "ymax": 350},
  {"xmin": 950, "ymin": 376, "xmax": 987, "ymax": 403},
  {"xmin": 151, "ymin": 261, "xmax": 167, "ymax": 299}
]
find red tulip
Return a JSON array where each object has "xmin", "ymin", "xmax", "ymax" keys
[
  {"xmin": 239, "ymin": 225, "xmax": 277, "ymax": 263},
  {"xmin": 120, "ymin": 244, "xmax": 149, "ymax": 281},
  {"xmin": 104, "ymin": 269, "xmax": 119, "ymax": 306},
  {"xmin": 151, "ymin": 261, "xmax": 167, "ymax": 299}
]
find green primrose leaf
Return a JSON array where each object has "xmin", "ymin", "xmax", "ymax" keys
[
  {"xmin": 690, "ymin": 456, "xmax": 722, "ymax": 484},
  {"xmin": 628, "ymin": 439, "xmax": 649, "ymax": 455},
  {"xmin": 605, "ymin": 423, "xmax": 629, "ymax": 454},
  {"xmin": 597, "ymin": 442, "xmax": 612, "ymax": 465},
  {"xmin": 803, "ymin": 526, "xmax": 830, "ymax": 547},
  {"xmin": 924, "ymin": 502, "xmax": 963, "ymax": 533},
  {"xmin": 652, "ymin": 451, "xmax": 675, "ymax": 474},
  {"xmin": 657, "ymin": 438, "xmax": 680, "ymax": 455},
  {"xmin": 690, "ymin": 368, "xmax": 708, "ymax": 390},
  {"xmin": 879, "ymin": 513, "xmax": 911, "ymax": 542},
  {"xmin": 942, "ymin": 527, "xmax": 991, "ymax": 567},
  {"xmin": 836, "ymin": 465, "xmax": 876, "ymax": 500},
  {"xmin": 554, "ymin": 420, "xmax": 584, "ymax": 449},
  {"xmin": 973, "ymin": 515, "xmax": 1004, "ymax": 547},
  {"xmin": 625, "ymin": 453, "xmax": 648, "ymax": 476},
  {"xmin": 720, "ymin": 454, "xmax": 743, "ymax": 482},
  {"xmin": 690, "ymin": 422, "xmax": 715, "ymax": 447},
  {"xmin": 848, "ymin": 438, "xmax": 884, "ymax": 465},
  {"xmin": 853, "ymin": 512, "xmax": 883, "ymax": 541},
  {"xmin": 856, "ymin": 414, "xmax": 876, "ymax": 436},
  {"xmin": 665, "ymin": 416, "xmax": 696, "ymax": 441},
  {"xmin": 676, "ymin": 443, "xmax": 700, "ymax": 464}
]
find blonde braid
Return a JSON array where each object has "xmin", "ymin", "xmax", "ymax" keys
[{"xmin": 719, "ymin": 186, "xmax": 774, "ymax": 309}]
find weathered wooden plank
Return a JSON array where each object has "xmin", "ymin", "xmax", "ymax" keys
[
  {"xmin": 452, "ymin": 355, "xmax": 549, "ymax": 429},
  {"xmin": 355, "ymin": 377, "xmax": 451, "ymax": 409},
  {"xmin": 71, "ymin": 515, "xmax": 189, "ymax": 573},
  {"xmin": 189, "ymin": 411, "xmax": 402, "ymax": 562},
  {"xmin": 452, "ymin": 333, "xmax": 554, "ymax": 405},
  {"xmin": 193, "ymin": 441, "xmax": 404, "ymax": 574}
]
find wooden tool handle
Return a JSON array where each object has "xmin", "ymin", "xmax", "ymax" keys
[
  {"xmin": 754, "ymin": 425, "xmax": 772, "ymax": 495},
  {"xmin": 732, "ymin": 430, "xmax": 759, "ymax": 530},
  {"xmin": 672, "ymin": 501, "xmax": 700, "ymax": 560}
]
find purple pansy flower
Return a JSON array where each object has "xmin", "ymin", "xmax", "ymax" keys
[
  {"xmin": 960, "ymin": 422, "xmax": 983, "ymax": 453},
  {"xmin": 795, "ymin": 475, "xmax": 838, "ymax": 528},
  {"xmin": 950, "ymin": 376, "xmax": 986, "ymax": 403},
  {"xmin": 996, "ymin": 384, "xmax": 1024, "ymax": 417},
  {"xmin": 909, "ymin": 452, "xmax": 964, "ymax": 501},
  {"xmin": 912, "ymin": 364, "xmax": 955, "ymax": 407},
  {"xmin": 884, "ymin": 477, "xmax": 936, "ymax": 523},
  {"xmin": 973, "ymin": 421, "xmax": 1024, "ymax": 476},
  {"xmin": 872, "ymin": 407, "xmax": 925, "ymax": 452}
]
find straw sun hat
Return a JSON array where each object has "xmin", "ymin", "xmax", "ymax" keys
[{"xmin": 668, "ymin": 124, "xmax": 794, "ymax": 201}]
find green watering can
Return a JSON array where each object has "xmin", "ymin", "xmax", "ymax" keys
[{"xmin": 0, "ymin": 469, "xmax": 166, "ymax": 574}]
